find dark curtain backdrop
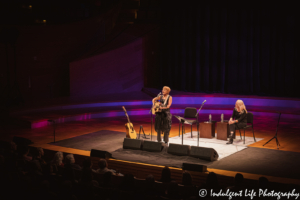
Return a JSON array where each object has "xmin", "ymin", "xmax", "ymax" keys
[{"xmin": 149, "ymin": 2, "xmax": 299, "ymax": 97}]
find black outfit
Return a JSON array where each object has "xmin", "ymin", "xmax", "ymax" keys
[
  {"xmin": 155, "ymin": 95, "xmax": 172, "ymax": 143},
  {"xmin": 227, "ymin": 108, "xmax": 247, "ymax": 143}
]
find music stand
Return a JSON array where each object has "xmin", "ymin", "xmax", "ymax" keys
[
  {"xmin": 174, "ymin": 116, "xmax": 186, "ymax": 145},
  {"xmin": 263, "ymin": 112, "xmax": 281, "ymax": 149}
]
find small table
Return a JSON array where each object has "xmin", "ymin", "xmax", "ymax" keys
[
  {"xmin": 199, "ymin": 122, "xmax": 215, "ymax": 138},
  {"xmin": 216, "ymin": 121, "xmax": 236, "ymax": 140}
]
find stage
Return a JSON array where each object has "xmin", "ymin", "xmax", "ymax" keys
[
  {"xmin": 2, "ymin": 89, "xmax": 300, "ymax": 185},
  {"xmin": 48, "ymin": 129, "xmax": 300, "ymax": 180},
  {"xmin": 49, "ymin": 129, "xmax": 260, "ymax": 161}
]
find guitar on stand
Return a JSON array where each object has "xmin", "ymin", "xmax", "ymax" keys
[{"xmin": 122, "ymin": 106, "xmax": 137, "ymax": 139}]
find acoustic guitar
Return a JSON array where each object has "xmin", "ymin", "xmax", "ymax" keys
[
  {"xmin": 152, "ymin": 92, "xmax": 162, "ymax": 115},
  {"xmin": 122, "ymin": 106, "xmax": 137, "ymax": 139}
]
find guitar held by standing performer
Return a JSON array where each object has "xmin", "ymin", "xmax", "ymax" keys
[{"xmin": 152, "ymin": 92, "xmax": 161, "ymax": 114}]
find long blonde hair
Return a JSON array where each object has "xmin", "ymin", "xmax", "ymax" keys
[{"xmin": 235, "ymin": 100, "xmax": 247, "ymax": 113}]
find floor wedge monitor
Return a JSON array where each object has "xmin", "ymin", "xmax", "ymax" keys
[
  {"xmin": 167, "ymin": 143, "xmax": 191, "ymax": 156},
  {"xmin": 143, "ymin": 141, "xmax": 164, "ymax": 152},
  {"xmin": 123, "ymin": 138, "xmax": 144, "ymax": 150},
  {"xmin": 190, "ymin": 146, "xmax": 219, "ymax": 161}
]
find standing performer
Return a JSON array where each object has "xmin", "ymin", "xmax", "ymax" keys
[
  {"xmin": 152, "ymin": 86, "xmax": 172, "ymax": 144},
  {"xmin": 227, "ymin": 100, "xmax": 247, "ymax": 144}
]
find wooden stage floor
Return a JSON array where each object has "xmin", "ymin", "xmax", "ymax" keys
[{"xmin": 1, "ymin": 113, "xmax": 300, "ymax": 185}]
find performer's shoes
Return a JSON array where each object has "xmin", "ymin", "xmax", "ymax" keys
[{"xmin": 226, "ymin": 138, "xmax": 233, "ymax": 144}]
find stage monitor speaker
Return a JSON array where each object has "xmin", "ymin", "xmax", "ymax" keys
[
  {"xmin": 143, "ymin": 141, "xmax": 164, "ymax": 152},
  {"xmin": 182, "ymin": 163, "xmax": 207, "ymax": 172},
  {"xmin": 190, "ymin": 146, "xmax": 219, "ymax": 161},
  {"xmin": 123, "ymin": 138, "xmax": 144, "ymax": 150},
  {"xmin": 13, "ymin": 136, "xmax": 33, "ymax": 146},
  {"xmin": 167, "ymin": 143, "xmax": 191, "ymax": 156},
  {"xmin": 90, "ymin": 149, "xmax": 112, "ymax": 159}
]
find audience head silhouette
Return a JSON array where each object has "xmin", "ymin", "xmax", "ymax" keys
[
  {"xmin": 206, "ymin": 172, "xmax": 219, "ymax": 188},
  {"xmin": 82, "ymin": 158, "xmax": 92, "ymax": 169},
  {"xmin": 235, "ymin": 173, "xmax": 244, "ymax": 185},
  {"xmin": 65, "ymin": 154, "xmax": 75, "ymax": 164},
  {"xmin": 258, "ymin": 176, "xmax": 269, "ymax": 189},
  {"xmin": 98, "ymin": 159, "xmax": 107, "ymax": 170},
  {"xmin": 182, "ymin": 170, "xmax": 192, "ymax": 186},
  {"xmin": 160, "ymin": 166, "xmax": 171, "ymax": 183}
]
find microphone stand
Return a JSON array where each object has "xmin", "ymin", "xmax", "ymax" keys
[
  {"xmin": 263, "ymin": 112, "xmax": 281, "ymax": 149},
  {"xmin": 181, "ymin": 119, "xmax": 184, "ymax": 145},
  {"xmin": 195, "ymin": 101, "xmax": 206, "ymax": 146},
  {"xmin": 48, "ymin": 120, "xmax": 56, "ymax": 143},
  {"xmin": 150, "ymin": 92, "xmax": 161, "ymax": 141},
  {"xmin": 149, "ymin": 107, "xmax": 153, "ymax": 141}
]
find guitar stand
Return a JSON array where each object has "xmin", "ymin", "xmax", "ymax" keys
[{"xmin": 138, "ymin": 125, "xmax": 149, "ymax": 139}]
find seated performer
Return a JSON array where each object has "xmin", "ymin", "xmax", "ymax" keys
[
  {"xmin": 152, "ymin": 86, "xmax": 172, "ymax": 144},
  {"xmin": 227, "ymin": 100, "xmax": 247, "ymax": 144}
]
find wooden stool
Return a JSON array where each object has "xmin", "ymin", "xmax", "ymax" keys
[
  {"xmin": 216, "ymin": 122, "xmax": 229, "ymax": 140},
  {"xmin": 199, "ymin": 122, "xmax": 215, "ymax": 138},
  {"xmin": 216, "ymin": 121, "xmax": 236, "ymax": 140}
]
